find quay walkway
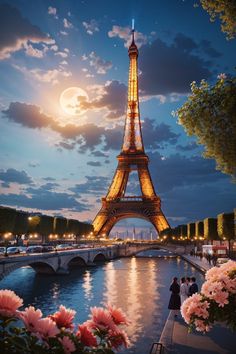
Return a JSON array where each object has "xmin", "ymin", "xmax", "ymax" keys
[{"xmin": 157, "ymin": 252, "xmax": 235, "ymax": 354}]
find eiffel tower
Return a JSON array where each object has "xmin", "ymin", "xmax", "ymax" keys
[{"xmin": 93, "ymin": 23, "xmax": 169, "ymax": 237}]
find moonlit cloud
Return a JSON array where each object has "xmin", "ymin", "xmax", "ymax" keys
[
  {"xmin": 81, "ymin": 80, "xmax": 126, "ymax": 118},
  {"xmin": 82, "ymin": 19, "xmax": 99, "ymax": 35},
  {"xmin": 0, "ymin": 168, "xmax": 33, "ymax": 185},
  {"xmin": 139, "ymin": 34, "xmax": 214, "ymax": 95},
  {"xmin": 24, "ymin": 43, "xmax": 46, "ymax": 58},
  {"xmin": 48, "ymin": 6, "xmax": 57, "ymax": 18},
  {"xmin": 88, "ymin": 51, "xmax": 112, "ymax": 74},
  {"xmin": 63, "ymin": 18, "xmax": 73, "ymax": 29},
  {"xmin": 0, "ymin": 3, "xmax": 53, "ymax": 60},
  {"xmin": 108, "ymin": 25, "xmax": 147, "ymax": 48},
  {"xmin": 13, "ymin": 65, "xmax": 72, "ymax": 85}
]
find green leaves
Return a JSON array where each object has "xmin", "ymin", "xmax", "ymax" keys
[
  {"xmin": 175, "ymin": 76, "xmax": 236, "ymax": 179},
  {"xmin": 199, "ymin": 0, "xmax": 236, "ymax": 39}
]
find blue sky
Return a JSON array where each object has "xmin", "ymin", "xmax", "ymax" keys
[{"xmin": 0, "ymin": 0, "xmax": 235, "ymax": 237}]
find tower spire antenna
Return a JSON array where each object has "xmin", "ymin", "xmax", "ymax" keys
[{"xmin": 132, "ymin": 19, "xmax": 135, "ymax": 42}]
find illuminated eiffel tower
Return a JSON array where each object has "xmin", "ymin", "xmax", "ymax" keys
[{"xmin": 93, "ymin": 22, "xmax": 169, "ymax": 237}]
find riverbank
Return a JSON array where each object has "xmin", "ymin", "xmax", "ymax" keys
[{"xmin": 158, "ymin": 251, "xmax": 235, "ymax": 354}]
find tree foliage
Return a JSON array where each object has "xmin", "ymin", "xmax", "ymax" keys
[
  {"xmin": 199, "ymin": 0, "xmax": 236, "ymax": 39},
  {"xmin": 174, "ymin": 76, "xmax": 236, "ymax": 178},
  {"xmin": 217, "ymin": 212, "xmax": 234, "ymax": 240}
]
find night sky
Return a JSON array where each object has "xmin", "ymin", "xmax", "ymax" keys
[{"xmin": 0, "ymin": 0, "xmax": 235, "ymax": 237}]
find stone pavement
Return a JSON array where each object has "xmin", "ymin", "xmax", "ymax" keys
[{"xmin": 158, "ymin": 253, "xmax": 236, "ymax": 354}]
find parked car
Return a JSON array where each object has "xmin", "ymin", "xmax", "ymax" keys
[
  {"xmin": 42, "ymin": 245, "xmax": 55, "ymax": 253},
  {"xmin": 26, "ymin": 246, "xmax": 43, "ymax": 254},
  {"xmin": 18, "ymin": 246, "xmax": 27, "ymax": 254},
  {"xmin": 7, "ymin": 247, "xmax": 20, "ymax": 255},
  {"xmin": 56, "ymin": 244, "xmax": 72, "ymax": 251},
  {"xmin": 216, "ymin": 257, "xmax": 229, "ymax": 266},
  {"xmin": 0, "ymin": 247, "xmax": 6, "ymax": 255}
]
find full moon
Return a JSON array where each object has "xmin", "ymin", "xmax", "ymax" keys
[{"xmin": 60, "ymin": 87, "xmax": 89, "ymax": 116}]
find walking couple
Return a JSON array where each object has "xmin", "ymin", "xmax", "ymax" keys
[{"xmin": 168, "ymin": 276, "xmax": 198, "ymax": 317}]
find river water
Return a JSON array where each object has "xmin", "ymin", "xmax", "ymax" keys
[{"xmin": 0, "ymin": 250, "xmax": 204, "ymax": 353}]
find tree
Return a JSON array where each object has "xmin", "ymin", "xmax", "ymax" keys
[
  {"xmin": 217, "ymin": 212, "xmax": 234, "ymax": 255},
  {"xmin": 174, "ymin": 76, "xmax": 236, "ymax": 178},
  {"xmin": 0, "ymin": 206, "xmax": 17, "ymax": 235},
  {"xmin": 204, "ymin": 218, "xmax": 219, "ymax": 242},
  {"xmin": 199, "ymin": 0, "xmax": 236, "ymax": 39}
]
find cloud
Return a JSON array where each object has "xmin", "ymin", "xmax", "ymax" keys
[
  {"xmin": 43, "ymin": 177, "xmax": 56, "ymax": 181},
  {"xmin": 108, "ymin": 25, "xmax": 147, "ymax": 48},
  {"xmin": 82, "ymin": 20, "xmax": 99, "ymax": 35},
  {"xmin": 142, "ymin": 118, "xmax": 180, "ymax": 150},
  {"xmin": 2, "ymin": 102, "xmax": 54, "ymax": 128},
  {"xmin": 0, "ymin": 168, "xmax": 33, "ymax": 185},
  {"xmin": 57, "ymin": 141, "xmax": 76, "ymax": 150},
  {"xmin": 91, "ymin": 151, "xmax": 108, "ymax": 157},
  {"xmin": 0, "ymin": 3, "xmax": 53, "ymax": 59},
  {"xmin": 87, "ymin": 51, "xmax": 112, "ymax": 74},
  {"xmin": 55, "ymin": 123, "xmax": 105, "ymax": 151},
  {"xmin": 28, "ymin": 161, "xmax": 40, "ymax": 168},
  {"xmin": 2, "ymin": 101, "xmax": 180, "ymax": 153},
  {"xmin": 60, "ymin": 31, "xmax": 68, "ymax": 36},
  {"xmin": 199, "ymin": 40, "xmax": 222, "ymax": 58},
  {"xmin": 81, "ymin": 80, "xmax": 126, "ymax": 119},
  {"xmin": 13, "ymin": 65, "xmax": 72, "ymax": 85},
  {"xmin": 48, "ymin": 6, "xmax": 58, "ymax": 19},
  {"xmin": 87, "ymin": 161, "xmax": 102, "ymax": 167},
  {"xmin": 163, "ymin": 181, "xmax": 236, "ymax": 226},
  {"xmin": 148, "ymin": 152, "xmax": 226, "ymax": 193},
  {"xmin": 1, "ymin": 188, "xmax": 89, "ymax": 211},
  {"xmin": 173, "ymin": 33, "xmax": 197, "ymax": 53},
  {"xmin": 55, "ymin": 51, "xmax": 68, "ymax": 58},
  {"xmin": 63, "ymin": 18, "xmax": 73, "ymax": 29},
  {"xmin": 139, "ymin": 34, "xmax": 212, "ymax": 95},
  {"xmin": 176, "ymin": 142, "xmax": 199, "ymax": 151},
  {"xmin": 24, "ymin": 43, "xmax": 45, "ymax": 58},
  {"xmin": 70, "ymin": 176, "xmax": 109, "ymax": 195}
]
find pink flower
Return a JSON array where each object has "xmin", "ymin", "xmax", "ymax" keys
[
  {"xmin": 217, "ymin": 73, "xmax": 226, "ymax": 80},
  {"xmin": 107, "ymin": 304, "xmax": 130, "ymax": 325},
  {"xmin": 108, "ymin": 329, "xmax": 130, "ymax": 349},
  {"xmin": 59, "ymin": 336, "xmax": 76, "ymax": 354},
  {"xmin": 89, "ymin": 306, "xmax": 117, "ymax": 331},
  {"xmin": 194, "ymin": 319, "xmax": 211, "ymax": 332},
  {"xmin": 37, "ymin": 317, "xmax": 60, "ymax": 339},
  {"xmin": 50, "ymin": 305, "xmax": 76, "ymax": 329},
  {"xmin": 0, "ymin": 289, "xmax": 23, "ymax": 317},
  {"xmin": 77, "ymin": 324, "xmax": 97, "ymax": 347},
  {"xmin": 20, "ymin": 306, "xmax": 42, "ymax": 332},
  {"xmin": 181, "ymin": 293, "xmax": 209, "ymax": 324},
  {"xmin": 214, "ymin": 290, "xmax": 229, "ymax": 307}
]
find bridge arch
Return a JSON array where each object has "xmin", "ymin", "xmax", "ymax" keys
[
  {"xmin": 92, "ymin": 253, "xmax": 107, "ymax": 263},
  {"xmin": 67, "ymin": 256, "xmax": 87, "ymax": 268},
  {"xmin": 29, "ymin": 261, "xmax": 56, "ymax": 274}
]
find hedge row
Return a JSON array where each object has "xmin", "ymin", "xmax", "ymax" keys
[
  {"xmin": 160, "ymin": 209, "xmax": 235, "ymax": 241},
  {"xmin": 0, "ymin": 206, "xmax": 93, "ymax": 238}
]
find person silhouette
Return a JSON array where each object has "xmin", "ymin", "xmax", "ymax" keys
[
  {"xmin": 168, "ymin": 277, "xmax": 181, "ymax": 317},
  {"xmin": 188, "ymin": 277, "xmax": 198, "ymax": 296},
  {"xmin": 180, "ymin": 277, "xmax": 189, "ymax": 305}
]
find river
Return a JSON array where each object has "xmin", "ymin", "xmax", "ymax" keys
[{"xmin": 0, "ymin": 249, "xmax": 204, "ymax": 353}]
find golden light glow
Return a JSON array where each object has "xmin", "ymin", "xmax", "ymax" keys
[{"xmin": 59, "ymin": 87, "xmax": 88, "ymax": 116}]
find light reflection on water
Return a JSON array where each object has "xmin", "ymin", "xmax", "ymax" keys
[{"xmin": 0, "ymin": 250, "xmax": 204, "ymax": 354}]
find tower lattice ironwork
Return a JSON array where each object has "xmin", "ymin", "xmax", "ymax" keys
[{"xmin": 93, "ymin": 25, "xmax": 169, "ymax": 237}]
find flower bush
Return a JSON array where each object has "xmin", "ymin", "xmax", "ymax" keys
[
  {"xmin": 0, "ymin": 289, "xmax": 130, "ymax": 354},
  {"xmin": 181, "ymin": 260, "xmax": 236, "ymax": 333}
]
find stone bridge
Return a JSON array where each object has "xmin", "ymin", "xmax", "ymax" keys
[{"xmin": 0, "ymin": 243, "xmax": 161, "ymax": 280}]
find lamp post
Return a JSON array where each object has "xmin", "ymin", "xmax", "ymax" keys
[{"xmin": 4, "ymin": 232, "xmax": 11, "ymax": 256}]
